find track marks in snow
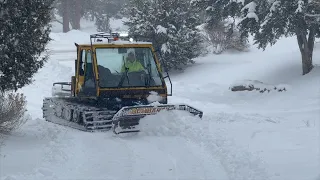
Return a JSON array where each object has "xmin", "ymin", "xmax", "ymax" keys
[
  {"xmin": 137, "ymin": 111, "xmax": 271, "ymax": 180},
  {"xmin": 1, "ymin": 111, "xmax": 272, "ymax": 180},
  {"xmin": 0, "ymin": 119, "xmax": 136, "ymax": 180},
  {"xmin": 0, "ymin": 119, "xmax": 67, "ymax": 180},
  {"xmin": 43, "ymin": 132, "xmax": 136, "ymax": 179},
  {"xmin": 118, "ymin": 135, "xmax": 226, "ymax": 180}
]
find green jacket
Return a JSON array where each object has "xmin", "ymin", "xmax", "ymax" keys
[{"xmin": 121, "ymin": 60, "xmax": 144, "ymax": 72}]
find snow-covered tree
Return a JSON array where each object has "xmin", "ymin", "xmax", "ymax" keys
[
  {"xmin": 95, "ymin": 14, "xmax": 111, "ymax": 32},
  {"xmin": 193, "ymin": 0, "xmax": 320, "ymax": 75},
  {"xmin": 242, "ymin": 0, "xmax": 320, "ymax": 75},
  {"xmin": 0, "ymin": 0, "xmax": 54, "ymax": 92},
  {"xmin": 123, "ymin": 0, "xmax": 204, "ymax": 70},
  {"xmin": 53, "ymin": 0, "xmax": 127, "ymax": 32},
  {"xmin": 191, "ymin": 0, "xmax": 249, "ymax": 54}
]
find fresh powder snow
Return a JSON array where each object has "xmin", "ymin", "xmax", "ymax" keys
[{"xmin": 0, "ymin": 19, "xmax": 319, "ymax": 180}]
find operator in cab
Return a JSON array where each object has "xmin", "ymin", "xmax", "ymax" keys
[{"xmin": 121, "ymin": 51, "xmax": 145, "ymax": 73}]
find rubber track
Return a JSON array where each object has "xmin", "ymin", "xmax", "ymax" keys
[{"xmin": 42, "ymin": 97, "xmax": 117, "ymax": 132}]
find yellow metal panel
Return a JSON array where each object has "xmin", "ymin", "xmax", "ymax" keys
[
  {"xmin": 78, "ymin": 44, "xmax": 153, "ymax": 48},
  {"xmin": 99, "ymin": 86, "xmax": 164, "ymax": 91},
  {"xmin": 121, "ymin": 94, "xmax": 167, "ymax": 98},
  {"xmin": 75, "ymin": 46, "xmax": 93, "ymax": 96},
  {"xmin": 76, "ymin": 76, "xmax": 84, "ymax": 94}
]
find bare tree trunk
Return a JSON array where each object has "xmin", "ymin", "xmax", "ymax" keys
[
  {"xmin": 73, "ymin": 0, "xmax": 81, "ymax": 30},
  {"xmin": 296, "ymin": 28, "xmax": 315, "ymax": 75},
  {"xmin": 62, "ymin": 0, "xmax": 70, "ymax": 33}
]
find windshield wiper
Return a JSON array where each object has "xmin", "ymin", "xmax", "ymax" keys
[{"xmin": 118, "ymin": 67, "xmax": 130, "ymax": 87}]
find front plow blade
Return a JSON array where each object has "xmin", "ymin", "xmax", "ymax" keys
[{"xmin": 111, "ymin": 104, "xmax": 203, "ymax": 134}]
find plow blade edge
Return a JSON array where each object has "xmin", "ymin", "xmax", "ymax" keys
[{"xmin": 111, "ymin": 104, "xmax": 203, "ymax": 134}]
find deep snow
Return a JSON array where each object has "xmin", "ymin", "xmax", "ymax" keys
[{"xmin": 0, "ymin": 20, "xmax": 319, "ymax": 180}]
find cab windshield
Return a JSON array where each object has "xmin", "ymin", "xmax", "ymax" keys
[{"xmin": 95, "ymin": 47, "xmax": 163, "ymax": 88}]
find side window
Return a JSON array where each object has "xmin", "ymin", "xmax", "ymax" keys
[
  {"xmin": 84, "ymin": 50, "xmax": 95, "ymax": 82},
  {"xmin": 79, "ymin": 50, "xmax": 85, "ymax": 76},
  {"xmin": 86, "ymin": 50, "xmax": 92, "ymax": 63}
]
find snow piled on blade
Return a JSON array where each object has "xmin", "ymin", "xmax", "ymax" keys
[
  {"xmin": 137, "ymin": 110, "xmax": 197, "ymax": 136},
  {"xmin": 146, "ymin": 91, "xmax": 164, "ymax": 103}
]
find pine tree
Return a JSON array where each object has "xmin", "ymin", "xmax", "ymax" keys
[
  {"xmin": 123, "ymin": 0, "xmax": 203, "ymax": 70},
  {"xmin": 193, "ymin": 0, "xmax": 320, "ymax": 75},
  {"xmin": 242, "ymin": 0, "xmax": 320, "ymax": 75},
  {"xmin": 0, "ymin": 0, "xmax": 54, "ymax": 92}
]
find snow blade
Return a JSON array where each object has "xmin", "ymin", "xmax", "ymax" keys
[{"xmin": 111, "ymin": 104, "xmax": 203, "ymax": 134}]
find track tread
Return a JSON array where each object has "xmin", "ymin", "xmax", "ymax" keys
[{"xmin": 42, "ymin": 97, "xmax": 117, "ymax": 132}]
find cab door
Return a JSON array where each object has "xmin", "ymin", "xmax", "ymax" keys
[{"xmin": 76, "ymin": 48, "xmax": 97, "ymax": 97}]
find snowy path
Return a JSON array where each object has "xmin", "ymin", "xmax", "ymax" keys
[
  {"xmin": 0, "ymin": 117, "xmax": 230, "ymax": 180},
  {"xmin": 0, "ymin": 112, "xmax": 272, "ymax": 180}
]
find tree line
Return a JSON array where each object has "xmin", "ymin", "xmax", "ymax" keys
[{"xmin": 52, "ymin": 0, "xmax": 320, "ymax": 75}]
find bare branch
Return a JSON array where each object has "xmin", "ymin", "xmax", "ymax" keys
[{"xmin": 305, "ymin": 13, "xmax": 320, "ymax": 17}]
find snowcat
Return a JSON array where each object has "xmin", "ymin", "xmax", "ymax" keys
[{"xmin": 42, "ymin": 32, "xmax": 203, "ymax": 134}]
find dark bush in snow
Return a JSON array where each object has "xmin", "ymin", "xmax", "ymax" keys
[
  {"xmin": 229, "ymin": 80, "xmax": 288, "ymax": 93},
  {"xmin": 0, "ymin": 92, "xmax": 27, "ymax": 134}
]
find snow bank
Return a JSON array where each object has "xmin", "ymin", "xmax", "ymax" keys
[{"xmin": 48, "ymin": 30, "xmax": 91, "ymax": 52}]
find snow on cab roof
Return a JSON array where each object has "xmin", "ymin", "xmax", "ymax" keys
[
  {"xmin": 97, "ymin": 40, "xmax": 152, "ymax": 45},
  {"xmin": 77, "ymin": 32, "xmax": 153, "ymax": 45},
  {"xmin": 78, "ymin": 39, "xmax": 153, "ymax": 46},
  {"xmin": 77, "ymin": 42, "xmax": 153, "ymax": 46}
]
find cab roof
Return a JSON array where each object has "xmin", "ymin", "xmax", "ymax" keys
[
  {"xmin": 77, "ymin": 40, "xmax": 152, "ymax": 46},
  {"xmin": 75, "ymin": 42, "xmax": 154, "ymax": 48}
]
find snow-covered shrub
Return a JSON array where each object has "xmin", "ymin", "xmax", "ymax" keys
[
  {"xmin": 0, "ymin": 92, "xmax": 27, "ymax": 134},
  {"xmin": 191, "ymin": 0, "xmax": 249, "ymax": 54},
  {"xmin": 203, "ymin": 20, "xmax": 249, "ymax": 54}
]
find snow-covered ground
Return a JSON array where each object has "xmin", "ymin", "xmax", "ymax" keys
[{"xmin": 0, "ymin": 20, "xmax": 319, "ymax": 180}]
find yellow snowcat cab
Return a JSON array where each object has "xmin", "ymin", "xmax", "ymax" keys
[{"xmin": 42, "ymin": 32, "xmax": 203, "ymax": 134}]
